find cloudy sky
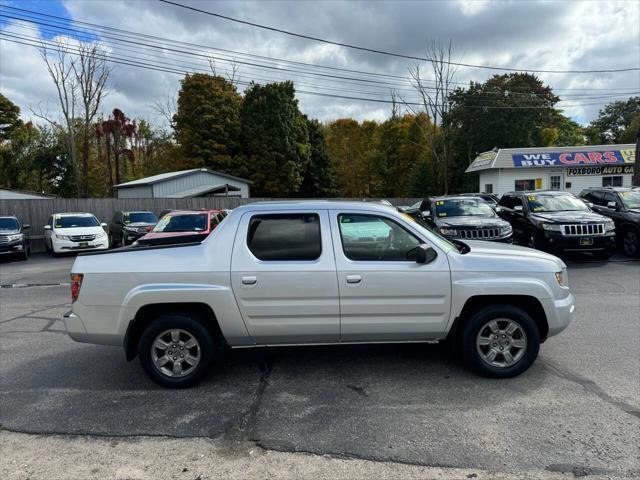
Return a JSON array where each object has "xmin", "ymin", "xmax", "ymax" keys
[{"xmin": 1, "ymin": 0, "xmax": 638, "ymax": 130}]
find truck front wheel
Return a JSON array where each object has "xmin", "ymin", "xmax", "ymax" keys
[
  {"xmin": 460, "ymin": 305, "xmax": 540, "ymax": 378},
  {"xmin": 138, "ymin": 313, "xmax": 215, "ymax": 388}
]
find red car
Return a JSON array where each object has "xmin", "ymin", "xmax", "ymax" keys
[{"xmin": 135, "ymin": 210, "xmax": 227, "ymax": 246}]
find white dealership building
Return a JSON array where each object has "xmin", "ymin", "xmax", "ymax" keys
[{"xmin": 466, "ymin": 144, "xmax": 636, "ymax": 197}]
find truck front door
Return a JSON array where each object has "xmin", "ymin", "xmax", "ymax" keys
[
  {"xmin": 230, "ymin": 210, "xmax": 339, "ymax": 344},
  {"xmin": 330, "ymin": 211, "xmax": 451, "ymax": 342}
]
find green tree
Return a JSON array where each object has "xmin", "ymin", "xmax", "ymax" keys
[
  {"xmin": 298, "ymin": 118, "xmax": 338, "ymax": 197},
  {"xmin": 0, "ymin": 93, "xmax": 21, "ymax": 141},
  {"xmin": 173, "ymin": 73, "xmax": 242, "ymax": 172},
  {"xmin": 586, "ymin": 97, "xmax": 640, "ymax": 144},
  {"xmin": 240, "ymin": 81, "xmax": 310, "ymax": 196}
]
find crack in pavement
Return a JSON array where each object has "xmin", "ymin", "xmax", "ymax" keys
[
  {"xmin": 0, "ymin": 303, "xmax": 69, "ymax": 325},
  {"xmin": 222, "ymin": 357, "xmax": 274, "ymax": 444},
  {"xmin": 544, "ymin": 362, "xmax": 640, "ymax": 419}
]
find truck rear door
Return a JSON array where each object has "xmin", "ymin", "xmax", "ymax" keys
[{"xmin": 230, "ymin": 210, "xmax": 339, "ymax": 344}]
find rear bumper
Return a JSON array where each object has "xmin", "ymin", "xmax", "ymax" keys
[
  {"xmin": 542, "ymin": 232, "xmax": 616, "ymax": 252},
  {"xmin": 63, "ymin": 310, "xmax": 89, "ymax": 342}
]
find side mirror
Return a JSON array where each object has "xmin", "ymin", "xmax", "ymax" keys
[
  {"xmin": 607, "ymin": 201, "xmax": 618, "ymax": 209},
  {"xmin": 494, "ymin": 206, "xmax": 503, "ymax": 213},
  {"xmin": 513, "ymin": 205, "xmax": 523, "ymax": 212},
  {"xmin": 22, "ymin": 224, "xmax": 30, "ymax": 230},
  {"xmin": 44, "ymin": 225, "xmax": 51, "ymax": 231},
  {"xmin": 421, "ymin": 210, "xmax": 431, "ymax": 218},
  {"xmin": 101, "ymin": 222, "xmax": 108, "ymax": 228},
  {"xmin": 585, "ymin": 202, "xmax": 594, "ymax": 208},
  {"xmin": 409, "ymin": 244, "xmax": 437, "ymax": 264}
]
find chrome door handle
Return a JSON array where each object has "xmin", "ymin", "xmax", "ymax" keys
[
  {"xmin": 242, "ymin": 276, "xmax": 257, "ymax": 285},
  {"xmin": 346, "ymin": 275, "xmax": 362, "ymax": 284}
]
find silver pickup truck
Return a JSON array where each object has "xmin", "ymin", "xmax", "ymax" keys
[{"xmin": 64, "ymin": 201, "xmax": 574, "ymax": 388}]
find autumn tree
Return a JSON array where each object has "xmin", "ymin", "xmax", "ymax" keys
[
  {"xmin": 586, "ymin": 97, "xmax": 640, "ymax": 144},
  {"xmin": 239, "ymin": 81, "xmax": 310, "ymax": 196},
  {"xmin": 173, "ymin": 73, "xmax": 242, "ymax": 172},
  {"xmin": 97, "ymin": 108, "xmax": 136, "ymax": 187}
]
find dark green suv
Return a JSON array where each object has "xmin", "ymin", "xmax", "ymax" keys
[{"xmin": 579, "ymin": 187, "xmax": 640, "ymax": 257}]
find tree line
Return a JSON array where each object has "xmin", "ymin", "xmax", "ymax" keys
[{"xmin": 1, "ymin": 43, "xmax": 639, "ymax": 197}]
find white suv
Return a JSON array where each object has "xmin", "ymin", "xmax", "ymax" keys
[{"xmin": 44, "ymin": 212, "xmax": 109, "ymax": 254}]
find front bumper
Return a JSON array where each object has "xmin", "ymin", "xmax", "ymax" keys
[
  {"xmin": 0, "ymin": 240, "xmax": 24, "ymax": 255},
  {"xmin": 52, "ymin": 237, "xmax": 109, "ymax": 253},
  {"xmin": 542, "ymin": 232, "xmax": 616, "ymax": 252},
  {"xmin": 546, "ymin": 293, "xmax": 575, "ymax": 337}
]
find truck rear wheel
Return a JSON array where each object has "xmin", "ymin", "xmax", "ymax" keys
[
  {"xmin": 460, "ymin": 305, "xmax": 540, "ymax": 378},
  {"xmin": 138, "ymin": 313, "xmax": 215, "ymax": 388}
]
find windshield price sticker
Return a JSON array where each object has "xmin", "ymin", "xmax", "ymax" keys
[
  {"xmin": 528, "ymin": 196, "xmax": 537, "ymax": 201},
  {"xmin": 436, "ymin": 201, "xmax": 445, "ymax": 206}
]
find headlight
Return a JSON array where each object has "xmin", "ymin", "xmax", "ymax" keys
[
  {"xmin": 542, "ymin": 223, "xmax": 562, "ymax": 232},
  {"xmin": 439, "ymin": 228, "xmax": 458, "ymax": 236},
  {"xmin": 555, "ymin": 268, "xmax": 569, "ymax": 287},
  {"xmin": 6, "ymin": 233, "xmax": 23, "ymax": 242},
  {"xmin": 56, "ymin": 234, "xmax": 70, "ymax": 240},
  {"xmin": 500, "ymin": 224, "xmax": 512, "ymax": 236},
  {"xmin": 604, "ymin": 220, "xmax": 615, "ymax": 231},
  {"xmin": 95, "ymin": 230, "xmax": 106, "ymax": 238}
]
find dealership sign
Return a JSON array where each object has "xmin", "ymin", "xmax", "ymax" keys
[
  {"xmin": 512, "ymin": 149, "xmax": 635, "ymax": 167},
  {"xmin": 567, "ymin": 164, "xmax": 635, "ymax": 176}
]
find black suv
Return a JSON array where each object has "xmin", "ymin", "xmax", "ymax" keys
[
  {"xmin": 408, "ymin": 196, "xmax": 513, "ymax": 242},
  {"xmin": 497, "ymin": 191, "xmax": 616, "ymax": 258},
  {"xmin": 0, "ymin": 215, "xmax": 31, "ymax": 260},
  {"xmin": 109, "ymin": 211, "xmax": 158, "ymax": 247},
  {"xmin": 579, "ymin": 187, "xmax": 640, "ymax": 257}
]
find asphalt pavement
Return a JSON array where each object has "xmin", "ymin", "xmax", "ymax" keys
[{"xmin": 1, "ymin": 252, "xmax": 638, "ymax": 478}]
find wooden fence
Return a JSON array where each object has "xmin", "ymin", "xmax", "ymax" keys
[{"xmin": 0, "ymin": 197, "xmax": 420, "ymax": 252}]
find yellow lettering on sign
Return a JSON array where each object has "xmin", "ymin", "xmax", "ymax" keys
[{"xmin": 620, "ymin": 149, "xmax": 636, "ymax": 164}]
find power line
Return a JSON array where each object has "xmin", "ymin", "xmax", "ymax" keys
[
  {"xmin": 2, "ymin": 5, "xmax": 639, "ymax": 96},
  {"xmin": 2, "ymin": 33, "xmax": 631, "ymax": 110},
  {"xmin": 158, "ymin": 0, "xmax": 640, "ymax": 74},
  {"xmin": 8, "ymin": 20, "xmax": 638, "ymax": 103},
  {"xmin": 3, "ymin": 12, "xmax": 638, "ymax": 104}
]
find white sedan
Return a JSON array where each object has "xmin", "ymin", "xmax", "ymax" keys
[{"xmin": 44, "ymin": 213, "xmax": 109, "ymax": 254}]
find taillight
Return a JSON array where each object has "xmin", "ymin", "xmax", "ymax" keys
[{"xmin": 70, "ymin": 273, "xmax": 84, "ymax": 302}]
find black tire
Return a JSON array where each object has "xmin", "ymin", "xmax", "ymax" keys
[
  {"xmin": 18, "ymin": 244, "xmax": 29, "ymax": 261},
  {"xmin": 138, "ymin": 313, "xmax": 215, "ymax": 388},
  {"xmin": 459, "ymin": 305, "xmax": 540, "ymax": 378},
  {"xmin": 622, "ymin": 228, "xmax": 640, "ymax": 257},
  {"xmin": 526, "ymin": 230, "xmax": 543, "ymax": 250}
]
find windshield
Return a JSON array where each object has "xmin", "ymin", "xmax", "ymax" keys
[
  {"xmin": 0, "ymin": 218, "xmax": 19, "ymax": 231},
  {"xmin": 124, "ymin": 212, "xmax": 157, "ymax": 224},
  {"xmin": 153, "ymin": 213, "xmax": 207, "ymax": 232},
  {"xmin": 434, "ymin": 199, "xmax": 495, "ymax": 217},
  {"xmin": 55, "ymin": 215, "xmax": 100, "ymax": 228},
  {"xmin": 620, "ymin": 190, "xmax": 640, "ymax": 209},
  {"xmin": 527, "ymin": 194, "xmax": 589, "ymax": 213}
]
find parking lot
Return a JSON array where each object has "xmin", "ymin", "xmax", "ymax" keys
[{"xmin": 1, "ymin": 253, "xmax": 639, "ymax": 478}]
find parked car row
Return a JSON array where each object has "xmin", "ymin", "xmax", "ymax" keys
[
  {"xmin": 402, "ymin": 187, "xmax": 639, "ymax": 259},
  {"xmin": 0, "ymin": 208, "xmax": 230, "ymax": 260}
]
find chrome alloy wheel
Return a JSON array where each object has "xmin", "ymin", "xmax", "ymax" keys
[
  {"xmin": 476, "ymin": 318, "xmax": 527, "ymax": 368},
  {"xmin": 151, "ymin": 329, "xmax": 201, "ymax": 378}
]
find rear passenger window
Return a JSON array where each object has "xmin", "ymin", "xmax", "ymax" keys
[{"xmin": 247, "ymin": 214, "xmax": 321, "ymax": 261}]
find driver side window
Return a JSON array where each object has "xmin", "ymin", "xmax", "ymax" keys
[{"xmin": 338, "ymin": 214, "xmax": 421, "ymax": 261}]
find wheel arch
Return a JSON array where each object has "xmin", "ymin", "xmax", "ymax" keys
[
  {"xmin": 124, "ymin": 302, "xmax": 226, "ymax": 361},
  {"xmin": 447, "ymin": 295, "xmax": 549, "ymax": 344}
]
